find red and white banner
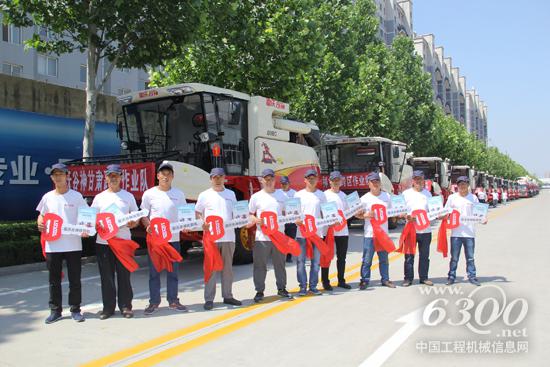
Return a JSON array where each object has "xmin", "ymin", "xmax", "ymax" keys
[
  {"xmin": 321, "ymin": 172, "xmax": 371, "ymax": 190},
  {"xmin": 67, "ymin": 162, "xmax": 155, "ymax": 199}
]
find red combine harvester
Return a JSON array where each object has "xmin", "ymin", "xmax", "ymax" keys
[{"xmin": 409, "ymin": 157, "xmax": 452, "ymax": 203}]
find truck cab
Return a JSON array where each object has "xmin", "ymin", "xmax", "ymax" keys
[
  {"xmin": 450, "ymin": 165, "xmax": 475, "ymax": 193},
  {"xmin": 409, "ymin": 157, "xmax": 451, "ymax": 203}
]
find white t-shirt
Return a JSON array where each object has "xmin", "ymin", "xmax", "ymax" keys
[
  {"xmin": 360, "ymin": 191, "xmax": 391, "ymax": 238},
  {"xmin": 324, "ymin": 189, "xmax": 349, "ymax": 236},
  {"xmin": 282, "ymin": 188, "xmax": 296, "ymax": 199},
  {"xmin": 477, "ymin": 191, "xmax": 487, "ymax": 200},
  {"xmin": 141, "ymin": 186, "xmax": 186, "ymax": 242},
  {"xmin": 36, "ymin": 189, "xmax": 88, "ymax": 253},
  {"xmin": 403, "ymin": 188, "xmax": 433, "ymax": 234},
  {"xmin": 91, "ymin": 189, "xmax": 139, "ymax": 245},
  {"xmin": 195, "ymin": 188, "xmax": 237, "ymax": 243},
  {"xmin": 492, "ymin": 191, "xmax": 499, "ymax": 200},
  {"xmin": 294, "ymin": 189, "xmax": 327, "ymax": 238},
  {"xmin": 445, "ymin": 192, "xmax": 479, "ymax": 238},
  {"xmin": 249, "ymin": 189, "xmax": 287, "ymax": 241},
  {"xmin": 502, "ymin": 191, "xmax": 508, "ymax": 200}
]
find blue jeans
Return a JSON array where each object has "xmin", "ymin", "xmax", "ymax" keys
[
  {"xmin": 361, "ymin": 237, "xmax": 389, "ymax": 283},
  {"xmin": 148, "ymin": 241, "xmax": 180, "ymax": 305},
  {"xmin": 404, "ymin": 232, "xmax": 431, "ymax": 281},
  {"xmin": 448, "ymin": 237, "xmax": 477, "ymax": 280},
  {"xmin": 296, "ymin": 238, "xmax": 321, "ymax": 290}
]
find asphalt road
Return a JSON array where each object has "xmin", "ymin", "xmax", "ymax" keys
[{"xmin": 1, "ymin": 191, "xmax": 548, "ymax": 367}]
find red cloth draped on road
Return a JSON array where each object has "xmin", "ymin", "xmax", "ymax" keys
[
  {"xmin": 299, "ymin": 215, "xmax": 330, "ymax": 259},
  {"xmin": 260, "ymin": 211, "xmax": 301, "ymax": 257},
  {"xmin": 398, "ymin": 221, "xmax": 417, "ymax": 255},
  {"xmin": 370, "ymin": 204, "xmax": 396, "ymax": 253},
  {"xmin": 202, "ymin": 216, "xmax": 225, "ymax": 283},
  {"xmin": 146, "ymin": 218, "xmax": 183, "ymax": 273},
  {"xmin": 320, "ymin": 210, "xmax": 347, "ymax": 267}
]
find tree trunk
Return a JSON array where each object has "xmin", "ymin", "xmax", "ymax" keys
[{"xmin": 83, "ymin": 29, "xmax": 98, "ymax": 159}]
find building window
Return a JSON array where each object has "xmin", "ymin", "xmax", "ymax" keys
[
  {"xmin": 80, "ymin": 64, "xmax": 87, "ymax": 83},
  {"xmin": 38, "ymin": 54, "xmax": 58, "ymax": 77},
  {"xmin": 2, "ymin": 62, "xmax": 23, "ymax": 76},
  {"xmin": 119, "ymin": 68, "xmax": 130, "ymax": 73},
  {"xmin": 39, "ymin": 26, "xmax": 50, "ymax": 39},
  {"xmin": 2, "ymin": 24, "xmax": 22, "ymax": 44}
]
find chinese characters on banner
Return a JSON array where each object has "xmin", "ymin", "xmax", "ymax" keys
[
  {"xmin": 0, "ymin": 155, "xmax": 40, "ymax": 186},
  {"xmin": 67, "ymin": 162, "xmax": 155, "ymax": 199},
  {"xmin": 321, "ymin": 173, "xmax": 371, "ymax": 190}
]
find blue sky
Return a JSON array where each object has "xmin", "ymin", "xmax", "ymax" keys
[{"xmin": 413, "ymin": 0, "xmax": 550, "ymax": 177}]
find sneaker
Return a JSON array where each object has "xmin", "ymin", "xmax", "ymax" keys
[
  {"xmin": 45, "ymin": 311, "xmax": 62, "ymax": 324},
  {"xmin": 298, "ymin": 288, "xmax": 307, "ymax": 297},
  {"xmin": 309, "ymin": 288, "xmax": 322, "ymax": 296},
  {"xmin": 359, "ymin": 281, "xmax": 368, "ymax": 290},
  {"xmin": 169, "ymin": 301, "xmax": 188, "ymax": 312},
  {"xmin": 382, "ymin": 280, "xmax": 396, "ymax": 288},
  {"xmin": 337, "ymin": 282, "xmax": 352, "ymax": 290},
  {"xmin": 204, "ymin": 301, "xmax": 214, "ymax": 311},
  {"xmin": 253, "ymin": 292, "xmax": 264, "ymax": 303},
  {"xmin": 322, "ymin": 282, "xmax": 333, "ymax": 291},
  {"xmin": 402, "ymin": 280, "xmax": 412, "ymax": 287},
  {"xmin": 71, "ymin": 311, "xmax": 85, "ymax": 322},
  {"xmin": 144, "ymin": 303, "xmax": 159, "ymax": 315},
  {"xmin": 223, "ymin": 298, "xmax": 242, "ymax": 306},
  {"xmin": 446, "ymin": 278, "xmax": 455, "ymax": 286},
  {"xmin": 469, "ymin": 278, "xmax": 481, "ymax": 286},
  {"xmin": 277, "ymin": 289, "xmax": 293, "ymax": 299},
  {"xmin": 420, "ymin": 280, "xmax": 434, "ymax": 286},
  {"xmin": 99, "ymin": 310, "xmax": 114, "ymax": 320},
  {"xmin": 122, "ymin": 308, "xmax": 134, "ymax": 319}
]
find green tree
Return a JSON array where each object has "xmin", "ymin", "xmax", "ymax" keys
[{"xmin": 1, "ymin": 0, "xmax": 201, "ymax": 157}]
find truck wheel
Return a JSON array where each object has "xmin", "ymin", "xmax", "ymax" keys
[
  {"xmin": 388, "ymin": 217, "xmax": 398, "ymax": 230},
  {"xmin": 233, "ymin": 227, "xmax": 254, "ymax": 265}
]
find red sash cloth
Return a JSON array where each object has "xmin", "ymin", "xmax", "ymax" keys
[
  {"xmin": 320, "ymin": 211, "xmax": 347, "ymax": 268},
  {"xmin": 437, "ymin": 217, "xmax": 449, "ymax": 258},
  {"xmin": 107, "ymin": 237, "xmax": 140, "ymax": 272},
  {"xmin": 371, "ymin": 221, "xmax": 396, "ymax": 253},
  {"xmin": 202, "ymin": 216, "xmax": 225, "ymax": 283},
  {"xmin": 299, "ymin": 215, "xmax": 330, "ymax": 259},
  {"xmin": 398, "ymin": 221, "xmax": 417, "ymax": 255},
  {"xmin": 146, "ymin": 232, "xmax": 183, "ymax": 273},
  {"xmin": 260, "ymin": 211, "xmax": 301, "ymax": 257}
]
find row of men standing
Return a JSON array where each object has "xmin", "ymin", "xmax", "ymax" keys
[{"xmin": 36, "ymin": 163, "xmax": 483, "ymax": 324}]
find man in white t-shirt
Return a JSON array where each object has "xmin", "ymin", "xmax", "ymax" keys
[
  {"xmin": 402, "ymin": 170, "xmax": 434, "ymax": 287},
  {"xmin": 491, "ymin": 189, "xmax": 499, "ymax": 207},
  {"xmin": 140, "ymin": 162, "xmax": 187, "ymax": 315},
  {"xmin": 36, "ymin": 163, "xmax": 88, "ymax": 324},
  {"xmin": 294, "ymin": 168, "xmax": 327, "ymax": 296},
  {"xmin": 195, "ymin": 167, "xmax": 242, "ymax": 310},
  {"xmin": 357, "ymin": 172, "xmax": 396, "ymax": 290},
  {"xmin": 321, "ymin": 171, "xmax": 352, "ymax": 291},
  {"xmin": 91, "ymin": 164, "xmax": 139, "ymax": 319},
  {"xmin": 281, "ymin": 175, "xmax": 297, "ymax": 263},
  {"xmin": 476, "ymin": 188, "xmax": 487, "ymax": 204},
  {"xmin": 248, "ymin": 169, "xmax": 293, "ymax": 303},
  {"xmin": 502, "ymin": 189, "xmax": 508, "ymax": 205},
  {"xmin": 444, "ymin": 176, "xmax": 487, "ymax": 286}
]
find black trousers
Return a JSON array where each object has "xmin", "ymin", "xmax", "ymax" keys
[
  {"xmin": 95, "ymin": 243, "xmax": 133, "ymax": 312},
  {"xmin": 321, "ymin": 236, "xmax": 349, "ymax": 284},
  {"xmin": 46, "ymin": 251, "xmax": 82, "ymax": 313}
]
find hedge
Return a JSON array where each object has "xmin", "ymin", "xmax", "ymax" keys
[{"xmin": 0, "ymin": 221, "xmax": 97, "ymax": 267}]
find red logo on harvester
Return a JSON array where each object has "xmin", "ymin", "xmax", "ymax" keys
[{"xmin": 261, "ymin": 142, "xmax": 276, "ymax": 164}]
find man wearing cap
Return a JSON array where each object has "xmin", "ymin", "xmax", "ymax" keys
[
  {"xmin": 444, "ymin": 176, "xmax": 487, "ymax": 286},
  {"xmin": 357, "ymin": 172, "xmax": 396, "ymax": 290},
  {"xmin": 280, "ymin": 176, "xmax": 297, "ymax": 263},
  {"xmin": 36, "ymin": 163, "xmax": 88, "ymax": 323},
  {"xmin": 294, "ymin": 168, "xmax": 327, "ymax": 296},
  {"xmin": 402, "ymin": 170, "xmax": 434, "ymax": 287},
  {"xmin": 141, "ymin": 162, "xmax": 188, "ymax": 314},
  {"xmin": 476, "ymin": 187, "xmax": 487, "ymax": 204},
  {"xmin": 248, "ymin": 169, "xmax": 293, "ymax": 302},
  {"xmin": 321, "ymin": 171, "xmax": 352, "ymax": 290},
  {"xmin": 195, "ymin": 167, "xmax": 242, "ymax": 310},
  {"xmin": 91, "ymin": 164, "xmax": 139, "ymax": 319}
]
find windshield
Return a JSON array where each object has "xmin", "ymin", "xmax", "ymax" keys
[
  {"xmin": 323, "ymin": 143, "xmax": 381, "ymax": 173},
  {"xmin": 451, "ymin": 168, "xmax": 468, "ymax": 182},
  {"xmin": 413, "ymin": 161, "xmax": 437, "ymax": 180}
]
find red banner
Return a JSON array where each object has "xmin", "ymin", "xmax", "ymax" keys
[
  {"xmin": 321, "ymin": 172, "xmax": 372, "ymax": 190},
  {"xmin": 67, "ymin": 162, "xmax": 155, "ymax": 199}
]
